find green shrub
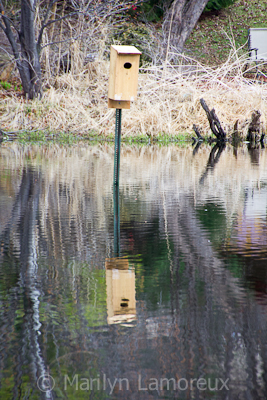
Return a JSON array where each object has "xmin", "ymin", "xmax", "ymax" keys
[
  {"xmin": 131, "ymin": 0, "xmax": 236, "ymax": 22},
  {"xmin": 111, "ymin": 22, "xmax": 156, "ymax": 64},
  {"xmin": 205, "ymin": 0, "xmax": 237, "ymax": 11},
  {"xmin": 1, "ymin": 81, "xmax": 11, "ymax": 90},
  {"xmin": 139, "ymin": 0, "xmax": 164, "ymax": 22}
]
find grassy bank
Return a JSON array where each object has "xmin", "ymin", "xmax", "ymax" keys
[
  {"xmin": 0, "ymin": 0, "xmax": 266, "ymax": 140},
  {"xmin": 186, "ymin": 0, "xmax": 267, "ymax": 64}
]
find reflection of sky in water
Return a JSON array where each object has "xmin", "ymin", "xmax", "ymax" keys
[
  {"xmin": 0, "ymin": 143, "xmax": 267, "ymax": 399},
  {"xmin": 243, "ymin": 187, "xmax": 267, "ymax": 218},
  {"xmin": 227, "ymin": 187, "xmax": 267, "ymax": 256}
]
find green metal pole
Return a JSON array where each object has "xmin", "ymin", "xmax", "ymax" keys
[
  {"xmin": 113, "ymin": 108, "xmax": 121, "ymax": 256},
  {"xmin": 113, "ymin": 183, "xmax": 120, "ymax": 257},
  {"xmin": 114, "ymin": 108, "xmax": 122, "ymax": 186}
]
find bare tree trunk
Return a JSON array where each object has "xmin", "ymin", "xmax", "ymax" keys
[
  {"xmin": 0, "ymin": 0, "xmax": 42, "ymax": 99},
  {"xmin": 19, "ymin": 0, "xmax": 42, "ymax": 98},
  {"xmin": 163, "ymin": 0, "xmax": 209, "ymax": 54}
]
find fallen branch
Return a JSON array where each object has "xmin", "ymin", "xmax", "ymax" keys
[
  {"xmin": 200, "ymin": 98, "xmax": 226, "ymax": 141},
  {"xmin": 192, "ymin": 124, "xmax": 204, "ymax": 141}
]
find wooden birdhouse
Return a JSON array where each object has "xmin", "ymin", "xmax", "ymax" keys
[{"xmin": 108, "ymin": 45, "xmax": 142, "ymax": 109}]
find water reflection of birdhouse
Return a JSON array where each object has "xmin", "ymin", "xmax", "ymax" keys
[{"xmin": 105, "ymin": 258, "xmax": 136, "ymax": 325}]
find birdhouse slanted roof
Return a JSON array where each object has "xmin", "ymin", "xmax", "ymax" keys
[{"xmin": 111, "ymin": 45, "xmax": 142, "ymax": 55}]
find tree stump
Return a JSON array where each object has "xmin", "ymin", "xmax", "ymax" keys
[
  {"xmin": 246, "ymin": 110, "xmax": 262, "ymax": 143},
  {"xmin": 200, "ymin": 98, "xmax": 226, "ymax": 141}
]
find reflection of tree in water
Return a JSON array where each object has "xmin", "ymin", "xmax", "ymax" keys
[
  {"xmin": 112, "ymin": 194, "xmax": 267, "ymax": 399},
  {"xmin": 1, "ymin": 145, "xmax": 267, "ymax": 399},
  {"xmin": 115, "ymin": 144, "xmax": 267, "ymax": 399},
  {"xmin": 0, "ymin": 168, "xmax": 54, "ymax": 399}
]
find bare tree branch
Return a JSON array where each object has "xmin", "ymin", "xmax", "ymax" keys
[
  {"xmin": 37, "ymin": 0, "xmax": 71, "ymax": 48},
  {"xmin": 40, "ymin": 0, "xmax": 58, "ymax": 32},
  {"xmin": 38, "ymin": 0, "xmax": 141, "ymax": 51},
  {"xmin": 0, "ymin": 0, "xmax": 20, "ymax": 58},
  {"xmin": 0, "ymin": 0, "xmax": 20, "ymax": 34}
]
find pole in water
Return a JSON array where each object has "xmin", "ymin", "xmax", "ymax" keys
[
  {"xmin": 113, "ymin": 183, "xmax": 120, "ymax": 257},
  {"xmin": 114, "ymin": 108, "xmax": 122, "ymax": 186}
]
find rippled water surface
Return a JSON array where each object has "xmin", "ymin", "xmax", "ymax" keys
[{"xmin": 0, "ymin": 142, "xmax": 267, "ymax": 399}]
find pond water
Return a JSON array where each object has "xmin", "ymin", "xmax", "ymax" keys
[{"xmin": 0, "ymin": 142, "xmax": 267, "ymax": 399}]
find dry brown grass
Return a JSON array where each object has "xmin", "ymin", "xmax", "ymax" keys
[{"xmin": 0, "ymin": 44, "xmax": 267, "ymax": 138}]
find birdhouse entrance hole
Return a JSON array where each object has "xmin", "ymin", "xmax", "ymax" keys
[{"xmin": 124, "ymin": 62, "xmax": 132, "ymax": 69}]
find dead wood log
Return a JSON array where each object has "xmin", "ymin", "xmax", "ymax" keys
[
  {"xmin": 192, "ymin": 124, "xmax": 204, "ymax": 141},
  {"xmin": 200, "ymin": 98, "xmax": 226, "ymax": 141}
]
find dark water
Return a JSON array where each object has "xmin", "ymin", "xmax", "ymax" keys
[{"xmin": 0, "ymin": 142, "xmax": 267, "ymax": 399}]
